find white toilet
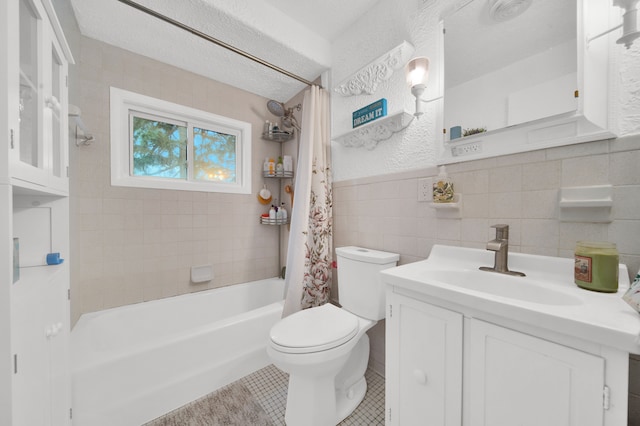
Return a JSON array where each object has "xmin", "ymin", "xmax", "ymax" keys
[{"xmin": 267, "ymin": 246, "xmax": 399, "ymax": 426}]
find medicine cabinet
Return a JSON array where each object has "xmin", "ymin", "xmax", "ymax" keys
[
  {"xmin": 440, "ymin": 0, "xmax": 616, "ymax": 164},
  {"xmin": 11, "ymin": 0, "xmax": 73, "ymax": 195}
]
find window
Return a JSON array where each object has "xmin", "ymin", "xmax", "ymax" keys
[{"xmin": 110, "ymin": 87, "xmax": 251, "ymax": 193}]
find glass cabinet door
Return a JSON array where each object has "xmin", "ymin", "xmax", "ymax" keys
[
  {"xmin": 18, "ymin": 0, "xmax": 43, "ymax": 170},
  {"xmin": 14, "ymin": 0, "xmax": 70, "ymax": 193}
]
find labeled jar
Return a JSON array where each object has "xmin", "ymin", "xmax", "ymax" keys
[{"xmin": 574, "ymin": 241, "xmax": 619, "ymax": 293}]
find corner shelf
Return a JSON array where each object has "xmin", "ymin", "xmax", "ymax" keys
[
  {"xmin": 260, "ymin": 217, "xmax": 290, "ymax": 225},
  {"xmin": 333, "ymin": 41, "xmax": 415, "ymax": 96},
  {"xmin": 334, "ymin": 111, "xmax": 414, "ymax": 150},
  {"xmin": 263, "ymin": 171, "xmax": 293, "ymax": 179},
  {"xmin": 262, "ymin": 131, "xmax": 294, "ymax": 142},
  {"xmin": 559, "ymin": 185, "xmax": 613, "ymax": 223}
]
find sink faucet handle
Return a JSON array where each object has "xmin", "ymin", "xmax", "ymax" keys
[{"xmin": 491, "ymin": 224, "xmax": 509, "ymax": 240}]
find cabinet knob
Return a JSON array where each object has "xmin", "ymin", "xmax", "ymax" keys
[{"xmin": 413, "ymin": 369, "xmax": 427, "ymax": 385}]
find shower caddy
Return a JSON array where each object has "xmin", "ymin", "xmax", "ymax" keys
[{"xmin": 260, "ymin": 130, "xmax": 294, "ymax": 225}]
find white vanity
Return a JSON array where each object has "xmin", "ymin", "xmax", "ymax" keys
[{"xmin": 382, "ymin": 245, "xmax": 639, "ymax": 426}]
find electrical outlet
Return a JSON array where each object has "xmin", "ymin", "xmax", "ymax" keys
[
  {"xmin": 417, "ymin": 177, "xmax": 432, "ymax": 202},
  {"xmin": 452, "ymin": 141, "xmax": 482, "ymax": 157}
]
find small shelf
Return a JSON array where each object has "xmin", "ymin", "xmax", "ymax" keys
[
  {"xmin": 559, "ymin": 185, "xmax": 613, "ymax": 223},
  {"xmin": 429, "ymin": 194, "xmax": 462, "ymax": 219},
  {"xmin": 263, "ymin": 170, "xmax": 293, "ymax": 179},
  {"xmin": 260, "ymin": 217, "xmax": 290, "ymax": 225},
  {"xmin": 334, "ymin": 111, "xmax": 414, "ymax": 150},
  {"xmin": 262, "ymin": 131, "xmax": 294, "ymax": 142}
]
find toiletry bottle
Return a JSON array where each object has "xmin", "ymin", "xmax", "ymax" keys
[
  {"xmin": 268, "ymin": 158, "xmax": 275, "ymax": 175},
  {"xmin": 276, "ymin": 156, "xmax": 284, "ymax": 174},
  {"xmin": 263, "ymin": 157, "xmax": 270, "ymax": 174},
  {"xmin": 283, "ymin": 155, "xmax": 293, "ymax": 172},
  {"xmin": 280, "ymin": 203, "xmax": 287, "ymax": 221},
  {"xmin": 263, "ymin": 120, "xmax": 270, "ymax": 135},
  {"xmin": 433, "ymin": 165, "xmax": 454, "ymax": 203},
  {"xmin": 269, "ymin": 205, "xmax": 276, "ymax": 220}
]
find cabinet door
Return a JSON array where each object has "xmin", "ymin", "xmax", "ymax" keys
[
  {"xmin": 43, "ymin": 20, "xmax": 68, "ymax": 192},
  {"xmin": 15, "ymin": 0, "xmax": 48, "ymax": 186},
  {"xmin": 468, "ymin": 319, "xmax": 604, "ymax": 426},
  {"xmin": 13, "ymin": 0, "xmax": 69, "ymax": 193},
  {"xmin": 11, "ymin": 266, "xmax": 70, "ymax": 426},
  {"xmin": 386, "ymin": 292, "xmax": 463, "ymax": 425}
]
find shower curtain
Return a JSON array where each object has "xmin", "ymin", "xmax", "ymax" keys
[{"xmin": 282, "ymin": 85, "xmax": 332, "ymax": 317}]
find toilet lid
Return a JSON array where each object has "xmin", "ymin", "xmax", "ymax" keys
[{"xmin": 270, "ymin": 304, "xmax": 359, "ymax": 354}]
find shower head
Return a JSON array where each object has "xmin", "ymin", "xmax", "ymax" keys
[
  {"xmin": 267, "ymin": 100, "xmax": 286, "ymax": 117},
  {"xmin": 266, "ymin": 100, "xmax": 302, "ymax": 131}
]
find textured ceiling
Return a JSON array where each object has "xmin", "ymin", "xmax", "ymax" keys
[{"xmin": 70, "ymin": 0, "xmax": 380, "ymax": 102}]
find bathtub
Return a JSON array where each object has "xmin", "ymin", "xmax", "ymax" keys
[{"xmin": 71, "ymin": 277, "xmax": 285, "ymax": 426}]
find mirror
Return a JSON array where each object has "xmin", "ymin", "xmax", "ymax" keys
[
  {"xmin": 439, "ymin": 0, "xmax": 613, "ymax": 163},
  {"xmin": 444, "ymin": 0, "xmax": 577, "ymax": 137}
]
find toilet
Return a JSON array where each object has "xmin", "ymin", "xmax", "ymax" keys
[{"xmin": 267, "ymin": 246, "xmax": 399, "ymax": 426}]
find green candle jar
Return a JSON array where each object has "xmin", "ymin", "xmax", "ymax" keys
[{"xmin": 574, "ymin": 241, "xmax": 619, "ymax": 293}]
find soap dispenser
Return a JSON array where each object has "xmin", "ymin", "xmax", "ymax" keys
[{"xmin": 433, "ymin": 166, "xmax": 454, "ymax": 203}]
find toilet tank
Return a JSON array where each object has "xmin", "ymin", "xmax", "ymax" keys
[{"xmin": 335, "ymin": 246, "xmax": 399, "ymax": 320}]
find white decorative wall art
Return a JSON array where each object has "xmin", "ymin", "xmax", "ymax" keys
[
  {"xmin": 334, "ymin": 111, "xmax": 414, "ymax": 150},
  {"xmin": 333, "ymin": 41, "xmax": 415, "ymax": 96}
]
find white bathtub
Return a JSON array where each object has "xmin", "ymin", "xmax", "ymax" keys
[{"xmin": 71, "ymin": 277, "xmax": 285, "ymax": 426}]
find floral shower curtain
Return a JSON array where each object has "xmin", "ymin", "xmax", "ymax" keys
[{"xmin": 282, "ymin": 85, "xmax": 332, "ymax": 317}]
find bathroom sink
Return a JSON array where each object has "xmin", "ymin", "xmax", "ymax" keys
[
  {"xmin": 381, "ymin": 244, "xmax": 640, "ymax": 354},
  {"xmin": 422, "ymin": 269, "xmax": 582, "ymax": 306}
]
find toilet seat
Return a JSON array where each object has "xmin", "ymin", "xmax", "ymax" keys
[{"xmin": 270, "ymin": 304, "xmax": 359, "ymax": 354}]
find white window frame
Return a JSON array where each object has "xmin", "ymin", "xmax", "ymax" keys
[{"xmin": 110, "ymin": 87, "xmax": 252, "ymax": 194}]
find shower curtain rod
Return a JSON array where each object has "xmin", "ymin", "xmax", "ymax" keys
[{"xmin": 116, "ymin": 0, "xmax": 321, "ymax": 89}]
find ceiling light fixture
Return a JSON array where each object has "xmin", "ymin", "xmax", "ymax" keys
[{"xmin": 488, "ymin": 0, "xmax": 532, "ymax": 22}]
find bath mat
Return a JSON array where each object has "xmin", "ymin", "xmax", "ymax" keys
[{"xmin": 144, "ymin": 382, "xmax": 274, "ymax": 426}]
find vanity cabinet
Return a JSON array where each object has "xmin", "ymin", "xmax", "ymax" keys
[
  {"xmin": 386, "ymin": 291, "xmax": 609, "ymax": 426},
  {"xmin": 385, "ymin": 293, "xmax": 463, "ymax": 425},
  {"xmin": 467, "ymin": 318, "xmax": 604, "ymax": 426},
  {"xmin": 10, "ymin": 0, "xmax": 73, "ymax": 195}
]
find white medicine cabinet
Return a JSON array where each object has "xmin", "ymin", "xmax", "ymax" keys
[
  {"xmin": 439, "ymin": 0, "xmax": 617, "ymax": 164},
  {"xmin": 11, "ymin": 0, "xmax": 73, "ymax": 195}
]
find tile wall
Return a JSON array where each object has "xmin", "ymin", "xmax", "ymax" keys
[
  {"xmin": 69, "ymin": 37, "xmax": 284, "ymax": 324},
  {"xmin": 332, "ymin": 135, "xmax": 640, "ymax": 419}
]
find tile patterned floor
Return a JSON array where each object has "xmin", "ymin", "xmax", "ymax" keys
[
  {"xmin": 147, "ymin": 364, "xmax": 385, "ymax": 425},
  {"xmin": 242, "ymin": 365, "xmax": 385, "ymax": 425}
]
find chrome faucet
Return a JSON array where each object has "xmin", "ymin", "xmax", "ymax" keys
[{"xmin": 479, "ymin": 224, "xmax": 525, "ymax": 277}]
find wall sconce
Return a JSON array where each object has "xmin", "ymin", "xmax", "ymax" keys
[
  {"xmin": 588, "ymin": 0, "xmax": 640, "ymax": 49},
  {"xmin": 405, "ymin": 57, "xmax": 441, "ymax": 117},
  {"xmin": 615, "ymin": 0, "xmax": 640, "ymax": 48}
]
